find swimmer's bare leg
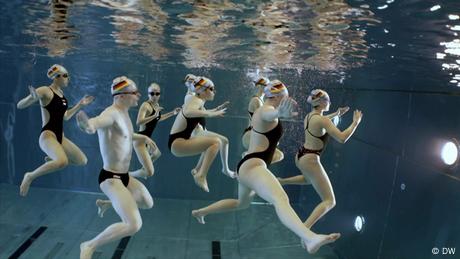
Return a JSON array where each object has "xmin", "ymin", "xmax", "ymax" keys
[
  {"xmin": 199, "ymin": 130, "xmax": 236, "ymax": 178},
  {"xmin": 20, "ymin": 133, "xmax": 69, "ymax": 196},
  {"xmin": 130, "ymin": 141, "xmax": 154, "ymax": 179},
  {"xmin": 192, "ymin": 182, "xmax": 254, "ymax": 224},
  {"xmin": 80, "ymin": 180, "xmax": 142, "ymax": 258}
]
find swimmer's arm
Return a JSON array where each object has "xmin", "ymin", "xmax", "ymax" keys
[
  {"xmin": 64, "ymin": 103, "xmax": 83, "ymax": 121},
  {"xmin": 322, "ymin": 117, "xmax": 358, "ymax": 144},
  {"xmin": 159, "ymin": 107, "xmax": 180, "ymax": 122},
  {"xmin": 16, "ymin": 86, "xmax": 47, "ymax": 109},
  {"xmin": 260, "ymin": 106, "xmax": 280, "ymax": 122},
  {"xmin": 248, "ymin": 97, "xmax": 263, "ymax": 113},
  {"xmin": 183, "ymin": 100, "xmax": 213, "ymax": 117},
  {"xmin": 64, "ymin": 95, "xmax": 95, "ymax": 120},
  {"xmin": 325, "ymin": 111, "xmax": 339, "ymax": 119},
  {"xmin": 79, "ymin": 110, "xmax": 114, "ymax": 134},
  {"xmin": 136, "ymin": 103, "xmax": 156, "ymax": 126}
]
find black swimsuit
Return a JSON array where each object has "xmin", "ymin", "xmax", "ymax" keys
[
  {"xmin": 41, "ymin": 87, "xmax": 68, "ymax": 144},
  {"xmin": 297, "ymin": 114, "xmax": 329, "ymax": 158},
  {"xmin": 98, "ymin": 169, "xmax": 129, "ymax": 187},
  {"xmin": 243, "ymin": 97, "xmax": 263, "ymax": 134},
  {"xmin": 138, "ymin": 102, "xmax": 161, "ymax": 137},
  {"xmin": 243, "ymin": 111, "xmax": 254, "ymax": 134},
  {"xmin": 168, "ymin": 110, "xmax": 204, "ymax": 150},
  {"xmin": 237, "ymin": 121, "xmax": 283, "ymax": 174}
]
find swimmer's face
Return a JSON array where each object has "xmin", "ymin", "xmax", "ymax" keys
[
  {"xmin": 55, "ymin": 73, "xmax": 69, "ymax": 87},
  {"xmin": 148, "ymin": 85, "xmax": 161, "ymax": 102},
  {"xmin": 202, "ymin": 86, "xmax": 215, "ymax": 101},
  {"xmin": 117, "ymin": 90, "xmax": 140, "ymax": 107}
]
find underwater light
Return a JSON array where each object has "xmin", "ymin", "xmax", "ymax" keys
[
  {"xmin": 354, "ymin": 215, "xmax": 365, "ymax": 233},
  {"xmin": 441, "ymin": 140, "xmax": 459, "ymax": 166}
]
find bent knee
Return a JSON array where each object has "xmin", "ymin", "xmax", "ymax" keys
[
  {"xmin": 54, "ymin": 158, "xmax": 69, "ymax": 169},
  {"xmin": 75, "ymin": 156, "xmax": 88, "ymax": 166},
  {"xmin": 323, "ymin": 199, "xmax": 336, "ymax": 210},
  {"xmin": 143, "ymin": 197, "xmax": 154, "ymax": 209},
  {"xmin": 126, "ymin": 219, "xmax": 142, "ymax": 235},
  {"xmin": 219, "ymin": 136, "xmax": 228, "ymax": 145}
]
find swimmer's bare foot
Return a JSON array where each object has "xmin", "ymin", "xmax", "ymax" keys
[
  {"xmin": 20, "ymin": 173, "xmax": 34, "ymax": 197},
  {"xmin": 191, "ymin": 209, "xmax": 206, "ymax": 224},
  {"xmin": 303, "ymin": 233, "xmax": 341, "ymax": 254},
  {"xmin": 193, "ymin": 173, "xmax": 209, "ymax": 192},
  {"xmin": 96, "ymin": 199, "xmax": 111, "ymax": 218},
  {"xmin": 80, "ymin": 241, "xmax": 95, "ymax": 259},
  {"xmin": 222, "ymin": 169, "xmax": 236, "ymax": 179}
]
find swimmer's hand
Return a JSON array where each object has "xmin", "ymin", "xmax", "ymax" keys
[
  {"xmin": 76, "ymin": 111, "xmax": 95, "ymax": 134},
  {"xmin": 79, "ymin": 95, "xmax": 95, "ymax": 106},
  {"xmin": 173, "ymin": 107, "xmax": 181, "ymax": 115},
  {"xmin": 28, "ymin": 85, "xmax": 39, "ymax": 101},
  {"xmin": 337, "ymin": 107, "xmax": 350, "ymax": 116},
  {"xmin": 277, "ymin": 97, "xmax": 298, "ymax": 118},
  {"xmin": 215, "ymin": 101, "xmax": 230, "ymax": 111},
  {"xmin": 207, "ymin": 108, "xmax": 226, "ymax": 117}
]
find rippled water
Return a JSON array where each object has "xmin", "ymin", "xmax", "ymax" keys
[
  {"xmin": 1, "ymin": 0, "xmax": 460, "ymax": 90},
  {"xmin": 14, "ymin": 0, "xmax": 378, "ymax": 71}
]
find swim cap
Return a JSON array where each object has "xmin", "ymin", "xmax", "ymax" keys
[
  {"xmin": 111, "ymin": 76, "xmax": 138, "ymax": 96},
  {"xmin": 47, "ymin": 64, "xmax": 68, "ymax": 80},
  {"xmin": 254, "ymin": 76, "xmax": 270, "ymax": 87},
  {"xmin": 264, "ymin": 79, "xmax": 288, "ymax": 98},
  {"xmin": 184, "ymin": 74, "xmax": 197, "ymax": 90},
  {"xmin": 148, "ymin": 83, "xmax": 160, "ymax": 91},
  {"xmin": 307, "ymin": 89, "xmax": 330, "ymax": 107},
  {"xmin": 192, "ymin": 77, "xmax": 214, "ymax": 94}
]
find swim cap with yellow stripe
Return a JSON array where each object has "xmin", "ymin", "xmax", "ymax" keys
[
  {"xmin": 192, "ymin": 77, "xmax": 214, "ymax": 94},
  {"xmin": 254, "ymin": 76, "xmax": 269, "ymax": 86},
  {"xmin": 264, "ymin": 79, "xmax": 288, "ymax": 98},
  {"xmin": 111, "ymin": 76, "xmax": 138, "ymax": 96},
  {"xmin": 307, "ymin": 89, "xmax": 330, "ymax": 106},
  {"xmin": 47, "ymin": 64, "xmax": 68, "ymax": 80}
]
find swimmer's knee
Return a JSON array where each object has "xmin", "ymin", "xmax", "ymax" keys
[
  {"xmin": 220, "ymin": 136, "xmax": 228, "ymax": 145},
  {"xmin": 126, "ymin": 219, "xmax": 142, "ymax": 235},
  {"xmin": 144, "ymin": 196, "xmax": 154, "ymax": 209},
  {"xmin": 54, "ymin": 158, "xmax": 69, "ymax": 169},
  {"xmin": 75, "ymin": 155, "xmax": 88, "ymax": 166},
  {"xmin": 323, "ymin": 199, "xmax": 336, "ymax": 210},
  {"xmin": 145, "ymin": 166, "xmax": 154, "ymax": 177}
]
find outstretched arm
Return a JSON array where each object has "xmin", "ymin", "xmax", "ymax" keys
[
  {"xmin": 159, "ymin": 107, "xmax": 181, "ymax": 122},
  {"xmin": 183, "ymin": 98, "xmax": 226, "ymax": 118},
  {"xmin": 17, "ymin": 86, "xmax": 44, "ymax": 109},
  {"xmin": 326, "ymin": 107, "xmax": 349, "ymax": 120},
  {"xmin": 322, "ymin": 110, "xmax": 362, "ymax": 143},
  {"xmin": 64, "ymin": 95, "xmax": 95, "ymax": 121},
  {"xmin": 77, "ymin": 110, "xmax": 114, "ymax": 134}
]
